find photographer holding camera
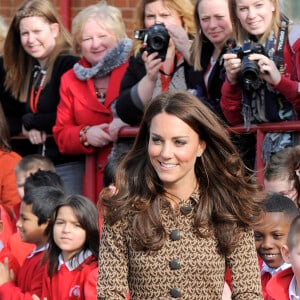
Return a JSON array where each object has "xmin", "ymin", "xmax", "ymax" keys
[
  {"xmin": 115, "ymin": 0, "xmax": 196, "ymax": 126},
  {"xmin": 220, "ymin": 0, "xmax": 300, "ymax": 162}
]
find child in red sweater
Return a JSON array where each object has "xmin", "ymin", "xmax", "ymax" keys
[
  {"xmin": 0, "ymin": 206, "xmax": 20, "ymax": 279},
  {"xmin": 253, "ymin": 193, "xmax": 299, "ymax": 300},
  {"xmin": 37, "ymin": 194, "xmax": 99, "ymax": 300},
  {"xmin": 267, "ymin": 215, "xmax": 300, "ymax": 299},
  {"xmin": 0, "ymin": 185, "xmax": 65, "ymax": 300}
]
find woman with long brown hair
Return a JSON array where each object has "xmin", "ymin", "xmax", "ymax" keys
[
  {"xmin": 98, "ymin": 91, "xmax": 264, "ymax": 299},
  {"xmin": 3, "ymin": 0, "xmax": 79, "ymax": 193}
]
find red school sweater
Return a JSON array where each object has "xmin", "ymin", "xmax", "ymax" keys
[
  {"xmin": 0, "ymin": 248, "xmax": 46, "ymax": 300},
  {"xmin": 0, "ymin": 245, "xmax": 20, "ymax": 280},
  {"xmin": 42, "ymin": 254, "xmax": 98, "ymax": 300}
]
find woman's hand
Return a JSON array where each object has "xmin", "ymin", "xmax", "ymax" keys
[
  {"xmin": 108, "ymin": 118, "xmax": 128, "ymax": 142},
  {"xmin": 223, "ymin": 53, "xmax": 241, "ymax": 85},
  {"xmin": 142, "ymin": 50, "xmax": 162, "ymax": 83},
  {"xmin": 22, "ymin": 127, "xmax": 47, "ymax": 145},
  {"xmin": 249, "ymin": 53, "xmax": 281, "ymax": 86},
  {"xmin": 165, "ymin": 23, "xmax": 191, "ymax": 62},
  {"xmin": 85, "ymin": 124, "xmax": 113, "ymax": 148}
]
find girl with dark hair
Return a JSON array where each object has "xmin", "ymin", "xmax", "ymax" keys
[
  {"xmin": 98, "ymin": 90, "xmax": 264, "ymax": 299},
  {"xmin": 40, "ymin": 194, "xmax": 99, "ymax": 300}
]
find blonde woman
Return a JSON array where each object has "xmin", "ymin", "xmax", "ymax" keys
[{"xmin": 53, "ymin": 2, "xmax": 132, "ymax": 197}]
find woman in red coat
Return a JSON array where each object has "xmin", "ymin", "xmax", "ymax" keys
[{"xmin": 53, "ymin": 2, "xmax": 132, "ymax": 201}]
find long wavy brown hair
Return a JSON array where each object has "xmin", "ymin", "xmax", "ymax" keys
[{"xmin": 101, "ymin": 91, "xmax": 264, "ymax": 256}]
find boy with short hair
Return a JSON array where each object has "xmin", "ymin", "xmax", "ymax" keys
[
  {"xmin": 10, "ymin": 155, "xmax": 58, "ymax": 266},
  {"xmin": 0, "ymin": 185, "xmax": 65, "ymax": 299},
  {"xmin": 14, "ymin": 154, "xmax": 55, "ymax": 200},
  {"xmin": 266, "ymin": 214, "xmax": 300, "ymax": 299},
  {"xmin": 254, "ymin": 193, "xmax": 299, "ymax": 299}
]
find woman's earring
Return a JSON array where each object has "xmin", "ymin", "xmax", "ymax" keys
[{"xmin": 197, "ymin": 153, "xmax": 201, "ymax": 158}]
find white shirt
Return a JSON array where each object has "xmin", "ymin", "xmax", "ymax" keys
[
  {"xmin": 261, "ymin": 261, "xmax": 291, "ymax": 276},
  {"xmin": 289, "ymin": 275, "xmax": 300, "ymax": 300}
]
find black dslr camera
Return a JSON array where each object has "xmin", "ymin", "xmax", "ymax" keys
[
  {"xmin": 227, "ymin": 39, "xmax": 267, "ymax": 90},
  {"xmin": 134, "ymin": 23, "xmax": 170, "ymax": 61}
]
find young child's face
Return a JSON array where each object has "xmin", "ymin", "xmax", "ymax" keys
[
  {"xmin": 254, "ymin": 211, "xmax": 291, "ymax": 269},
  {"xmin": 264, "ymin": 178, "xmax": 298, "ymax": 205},
  {"xmin": 53, "ymin": 206, "xmax": 86, "ymax": 261},
  {"xmin": 15, "ymin": 171, "xmax": 27, "ymax": 199},
  {"xmin": 16, "ymin": 202, "xmax": 47, "ymax": 247},
  {"xmin": 282, "ymin": 243, "xmax": 300, "ymax": 282}
]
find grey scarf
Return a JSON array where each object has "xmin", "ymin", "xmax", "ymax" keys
[{"xmin": 74, "ymin": 38, "xmax": 133, "ymax": 80}]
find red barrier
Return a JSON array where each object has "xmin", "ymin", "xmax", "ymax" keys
[
  {"xmin": 12, "ymin": 122, "xmax": 300, "ymax": 203},
  {"xmin": 84, "ymin": 121, "xmax": 300, "ymax": 202},
  {"xmin": 228, "ymin": 121, "xmax": 300, "ymax": 183}
]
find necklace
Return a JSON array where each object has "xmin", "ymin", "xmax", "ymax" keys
[{"xmin": 94, "ymin": 85, "xmax": 106, "ymax": 103}]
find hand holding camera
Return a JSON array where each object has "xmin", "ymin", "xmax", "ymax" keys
[
  {"xmin": 223, "ymin": 53, "xmax": 242, "ymax": 85},
  {"xmin": 224, "ymin": 39, "xmax": 281, "ymax": 90},
  {"xmin": 247, "ymin": 53, "xmax": 282, "ymax": 86},
  {"xmin": 134, "ymin": 23, "xmax": 170, "ymax": 61}
]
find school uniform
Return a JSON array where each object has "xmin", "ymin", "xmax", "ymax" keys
[
  {"xmin": 7, "ymin": 232, "xmax": 35, "ymax": 266},
  {"xmin": 0, "ymin": 246, "xmax": 47, "ymax": 299},
  {"xmin": 41, "ymin": 249, "xmax": 98, "ymax": 300},
  {"xmin": 260, "ymin": 261, "xmax": 291, "ymax": 300},
  {"xmin": 266, "ymin": 267, "xmax": 299, "ymax": 300},
  {"xmin": 0, "ymin": 241, "xmax": 19, "ymax": 280}
]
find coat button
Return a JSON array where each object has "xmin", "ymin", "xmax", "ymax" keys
[
  {"xmin": 169, "ymin": 259, "xmax": 180, "ymax": 270},
  {"xmin": 170, "ymin": 229, "xmax": 180, "ymax": 241},
  {"xmin": 170, "ymin": 287, "xmax": 181, "ymax": 298},
  {"xmin": 97, "ymin": 163, "xmax": 102, "ymax": 169},
  {"xmin": 180, "ymin": 204, "xmax": 192, "ymax": 215}
]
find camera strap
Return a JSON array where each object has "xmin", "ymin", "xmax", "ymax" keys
[
  {"xmin": 159, "ymin": 51, "xmax": 183, "ymax": 91},
  {"xmin": 273, "ymin": 15, "xmax": 289, "ymax": 74}
]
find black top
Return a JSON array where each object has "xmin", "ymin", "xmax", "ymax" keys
[
  {"xmin": 0, "ymin": 57, "xmax": 25, "ymax": 136},
  {"xmin": 0, "ymin": 55, "xmax": 81, "ymax": 164},
  {"xmin": 188, "ymin": 42, "xmax": 228, "ymax": 122},
  {"xmin": 116, "ymin": 53, "xmax": 192, "ymax": 126}
]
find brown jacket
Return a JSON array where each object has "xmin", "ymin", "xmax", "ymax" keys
[{"xmin": 97, "ymin": 195, "xmax": 263, "ymax": 299}]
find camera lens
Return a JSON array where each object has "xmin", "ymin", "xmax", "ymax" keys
[
  {"xmin": 149, "ymin": 35, "xmax": 166, "ymax": 50},
  {"xmin": 146, "ymin": 24, "xmax": 170, "ymax": 61},
  {"xmin": 241, "ymin": 56, "xmax": 259, "ymax": 84}
]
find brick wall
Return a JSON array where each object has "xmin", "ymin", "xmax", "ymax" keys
[{"xmin": 0, "ymin": 0, "xmax": 139, "ymax": 38}]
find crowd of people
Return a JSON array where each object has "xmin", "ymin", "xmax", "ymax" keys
[{"xmin": 0, "ymin": 0, "xmax": 300, "ymax": 299}]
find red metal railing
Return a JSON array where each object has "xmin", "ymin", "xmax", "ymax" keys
[
  {"xmin": 84, "ymin": 126, "xmax": 139, "ymax": 202},
  {"xmin": 12, "ymin": 121, "xmax": 300, "ymax": 202},
  {"xmin": 228, "ymin": 121, "xmax": 300, "ymax": 184},
  {"xmin": 85, "ymin": 121, "xmax": 300, "ymax": 202}
]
